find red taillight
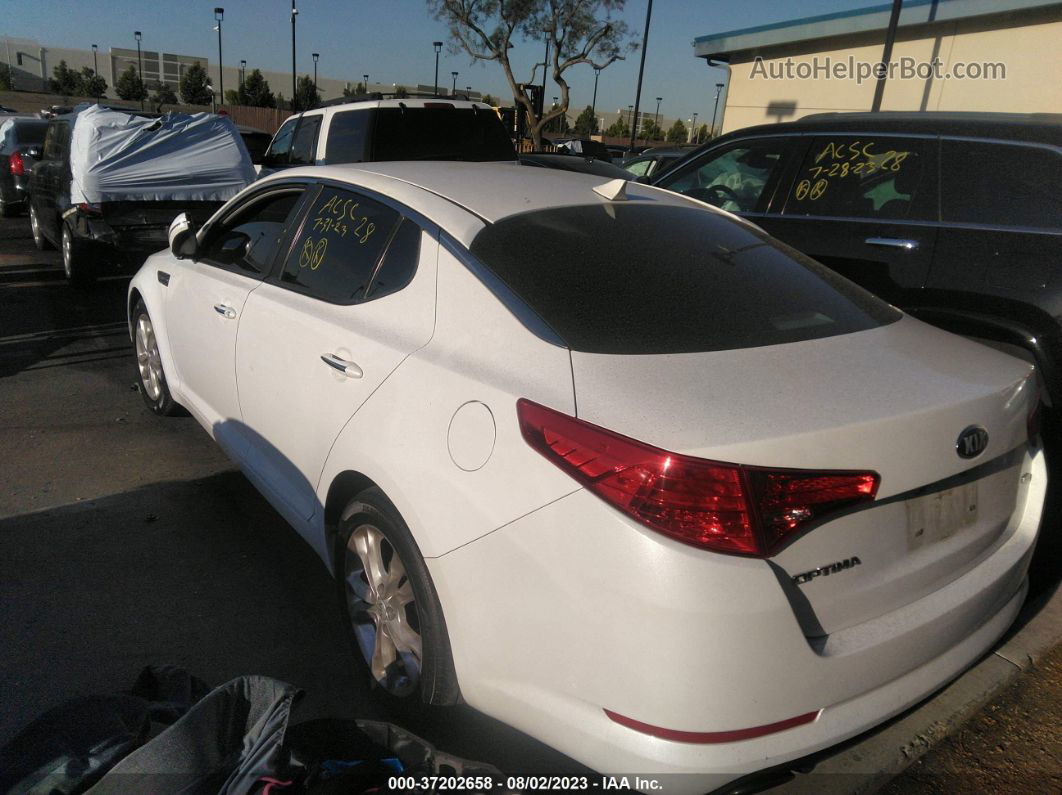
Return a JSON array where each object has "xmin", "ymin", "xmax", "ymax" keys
[
  {"xmin": 77, "ymin": 202, "xmax": 103, "ymax": 217},
  {"xmin": 9, "ymin": 151, "xmax": 24, "ymax": 176},
  {"xmin": 517, "ymin": 399, "xmax": 879, "ymax": 557}
]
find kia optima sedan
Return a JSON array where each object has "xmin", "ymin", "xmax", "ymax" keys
[{"xmin": 128, "ymin": 162, "xmax": 1045, "ymax": 791}]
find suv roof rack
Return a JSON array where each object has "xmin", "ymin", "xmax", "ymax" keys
[{"xmin": 311, "ymin": 92, "xmax": 477, "ymax": 110}]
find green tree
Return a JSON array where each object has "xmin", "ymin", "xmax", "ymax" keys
[
  {"xmin": 641, "ymin": 117, "xmax": 661, "ymax": 141},
  {"xmin": 241, "ymin": 69, "xmax": 275, "ymax": 107},
  {"xmin": 115, "ymin": 64, "xmax": 147, "ymax": 101},
  {"xmin": 79, "ymin": 67, "xmax": 107, "ymax": 98},
  {"xmin": 149, "ymin": 80, "xmax": 178, "ymax": 112},
  {"xmin": 544, "ymin": 104, "xmax": 570, "ymax": 134},
  {"xmin": 573, "ymin": 105, "xmax": 598, "ymax": 136},
  {"xmin": 179, "ymin": 61, "xmax": 213, "ymax": 105},
  {"xmin": 48, "ymin": 60, "xmax": 81, "ymax": 95},
  {"xmin": 223, "ymin": 88, "xmax": 240, "ymax": 105},
  {"xmin": 481, "ymin": 93, "xmax": 496, "ymax": 106},
  {"xmin": 666, "ymin": 118, "xmax": 688, "ymax": 144},
  {"xmin": 695, "ymin": 123, "xmax": 710, "ymax": 144},
  {"xmin": 343, "ymin": 81, "xmax": 367, "ymax": 97},
  {"xmin": 295, "ymin": 74, "xmax": 320, "ymax": 110},
  {"xmin": 0, "ymin": 63, "xmax": 12, "ymax": 91},
  {"xmin": 604, "ymin": 116, "xmax": 628, "ymax": 138},
  {"xmin": 430, "ymin": 0, "xmax": 637, "ymax": 151},
  {"xmin": 393, "ymin": 84, "xmax": 409, "ymax": 98}
]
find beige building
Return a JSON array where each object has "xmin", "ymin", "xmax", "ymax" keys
[{"xmin": 694, "ymin": 0, "xmax": 1062, "ymax": 135}]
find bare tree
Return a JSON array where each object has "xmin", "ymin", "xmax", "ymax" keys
[{"xmin": 430, "ymin": 0, "xmax": 635, "ymax": 150}]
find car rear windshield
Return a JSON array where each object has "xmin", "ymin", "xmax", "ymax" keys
[
  {"xmin": 11, "ymin": 121, "xmax": 48, "ymax": 145},
  {"xmin": 371, "ymin": 106, "xmax": 515, "ymax": 162},
  {"xmin": 468, "ymin": 203, "xmax": 900, "ymax": 354}
]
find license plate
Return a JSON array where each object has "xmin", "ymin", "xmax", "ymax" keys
[{"xmin": 906, "ymin": 483, "xmax": 979, "ymax": 550}]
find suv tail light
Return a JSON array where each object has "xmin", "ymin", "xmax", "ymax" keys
[
  {"xmin": 517, "ymin": 399, "xmax": 879, "ymax": 557},
  {"xmin": 9, "ymin": 151, "xmax": 24, "ymax": 176},
  {"xmin": 77, "ymin": 202, "xmax": 103, "ymax": 217}
]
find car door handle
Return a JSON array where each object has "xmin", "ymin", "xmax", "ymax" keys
[
  {"xmin": 213, "ymin": 303, "xmax": 237, "ymax": 319},
  {"xmin": 865, "ymin": 237, "xmax": 920, "ymax": 251},
  {"xmin": 320, "ymin": 353, "xmax": 364, "ymax": 379}
]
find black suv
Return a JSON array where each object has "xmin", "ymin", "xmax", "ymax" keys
[
  {"xmin": 653, "ymin": 112, "xmax": 1062, "ymax": 409},
  {"xmin": 0, "ymin": 118, "xmax": 48, "ymax": 216}
]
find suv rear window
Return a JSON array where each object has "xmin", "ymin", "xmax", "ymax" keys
[
  {"xmin": 372, "ymin": 107, "xmax": 514, "ymax": 161},
  {"xmin": 469, "ymin": 204, "xmax": 899, "ymax": 354}
]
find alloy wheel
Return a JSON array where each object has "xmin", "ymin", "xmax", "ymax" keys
[
  {"xmin": 135, "ymin": 315, "xmax": 163, "ymax": 401},
  {"xmin": 61, "ymin": 226, "xmax": 73, "ymax": 279},
  {"xmin": 343, "ymin": 523, "xmax": 423, "ymax": 697},
  {"xmin": 30, "ymin": 205, "xmax": 43, "ymax": 248}
]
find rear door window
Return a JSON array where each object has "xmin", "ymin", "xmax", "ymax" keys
[
  {"xmin": 469, "ymin": 203, "xmax": 899, "ymax": 354},
  {"xmin": 278, "ymin": 186, "xmax": 400, "ymax": 303},
  {"xmin": 371, "ymin": 106, "xmax": 515, "ymax": 161},
  {"xmin": 941, "ymin": 140, "xmax": 1062, "ymax": 230},
  {"xmin": 289, "ymin": 115, "xmax": 322, "ymax": 166},
  {"xmin": 657, "ymin": 140, "xmax": 787, "ymax": 213},
  {"xmin": 200, "ymin": 188, "xmax": 305, "ymax": 277},
  {"xmin": 366, "ymin": 218, "xmax": 421, "ymax": 300},
  {"xmin": 264, "ymin": 117, "xmax": 298, "ymax": 166},
  {"xmin": 782, "ymin": 136, "xmax": 932, "ymax": 220}
]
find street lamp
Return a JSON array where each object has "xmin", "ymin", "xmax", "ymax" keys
[
  {"xmin": 711, "ymin": 82, "xmax": 724, "ymax": 138},
  {"xmin": 90, "ymin": 44, "xmax": 99, "ymax": 99},
  {"xmin": 689, "ymin": 111, "xmax": 699, "ymax": 143},
  {"xmin": 451, "ymin": 70, "xmax": 458, "ymax": 96},
  {"xmin": 655, "ymin": 96, "xmax": 662, "ymax": 133},
  {"xmin": 591, "ymin": 67, "xmax": 600, "ymax": 122},
  {"xmin": 312, "ymin": 52, "xmax": 319, "ymax": 101},
  {"xmin": 363, "ymin": 73, "xmax": 369, "ymax": 92},
  {"xmin": 134, "ymin": 31, "xmax": 143, "ymax": 110},
  {"xmin": 290, "ymin": 2, "xmax": 298, "ymax": 111},
  {"xmin": 433, "ymin": 41, "xmax": 442, "ymax": 95},
  {"xmin": 240, "ymin": 59, "xmax": 246, "ymax": 102},
  {"xmin": 214, "ymin": 8, "xmax": 224, "ymax": 102},
  {"xmin": 627, "ymin": 104, "xmax": 633, "ymax": 131}
]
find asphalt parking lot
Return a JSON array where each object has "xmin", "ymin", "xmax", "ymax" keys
[
  {"xmin": 0, "ymin": 210, "xmax": 1058, "ymax": 792},
  {"xmin": 0, "ymin": 213, "xmax": 589, "ymax": 778}
]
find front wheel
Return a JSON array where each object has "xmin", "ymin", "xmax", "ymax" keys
[
  {"xmin": 62, "ymin": 223, "xmax": 96, "ymax": 287},
  {"xmin": 29, "ymin": 203, "xmax": 52, "ymax": 250},
  {"xmin": 133, "ymin": 300, "xmax": 179, "ymax": 416},
  {"xmin": 335, "ymin": 488, "xmax": 460, "ymax": 706}
]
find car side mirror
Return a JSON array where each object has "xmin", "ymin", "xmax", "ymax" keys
[{"xmin": 168, "ymin": 212, "xmax": 199, "ymax": 260}]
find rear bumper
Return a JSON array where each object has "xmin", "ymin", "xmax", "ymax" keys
[
  {"xmin": 73, "ymin": 216, "xmax": 168, "ymax": 269},
  {"xmin": 427, "ymin": 445, "xmax": 1045, "ymax": 790}
]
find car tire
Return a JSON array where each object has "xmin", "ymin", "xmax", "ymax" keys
[
  {"xmin": 29, "ymin": 203, "xmax": 52, "ymax": 250},
  {"xmin": 132, "ymin": 300, "xmax": 180, "ymax": 417},
  {"xmin": 334, "ymin": 487, "xmax": 460, "ymax": 707},
  {"xmin": 62, "ymin": 223, "xmax": 97, "ymax": 287}
]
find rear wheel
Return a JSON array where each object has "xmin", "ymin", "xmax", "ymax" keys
[
  {"xmin": 62, "ymin": 223, "xmax": 96, "ymax": 287},
  {"xmin": 335, "ymin": 488, "xmax": 459, "ymax": 706},
  {"xmin": 29, "ymin": 203, "xmax": 52, "ymax": 250},
  {"xmin": 133, "ymin": 300, "xmax": 179, "ymax": 416}
]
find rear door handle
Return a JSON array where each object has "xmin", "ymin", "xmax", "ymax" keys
[
  {"xmin": 213, "ymin": 303, "xmax": 237, "ymax": 319},
  {"xmin": 321, "ymin": 353, "xmax": 364, "ymax": 379},
  {"xmin": 865, "ymin": 237, "xmax": 920, "ymax": 251}
]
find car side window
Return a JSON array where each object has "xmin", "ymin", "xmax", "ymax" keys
[
  {"xmin": 365, "ymin": 218, "xmax": 421, "ymax": 300},
  {"xmin": 264, "ymin": 117, "xmax": 298, "ymax": 166},
  {"xmin": 660, "ymin": 140, "xmax": 787, "ymax": 213},
  {"xmin": 324, "ymin": 110, "xmax": 371, "ymax": 163},
  {"xmin": 624, "ymin": 158, "xmax": 652, "ymax": 177},
  {"xmin": 289, "ymin": 116, "xmax": 322, "ymax": 166},
  {"xmin": 941, "ymin": 140, "xmax": 1062, "ymax": 230},
  {"xmin": 200, "ymin": 189, "xmax": 305, "ymax": 277},
  {"xmin": 43, "ymin": 121, "xmax": 68, "ymax": 161},
  {"xmin": 782, "ymin": 137, "xmax": 929, "ymax": 220},
  {"xmin": 279, "ymin": 186, "xmax": 400, "ymax": 303}
]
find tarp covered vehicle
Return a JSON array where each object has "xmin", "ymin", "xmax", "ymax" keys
[{"xmin": 29, "ymin": 105, "xmax": 256, "ymax": 285}]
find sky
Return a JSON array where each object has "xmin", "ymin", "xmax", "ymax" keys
[{"xmin": 5, "ymin": 0, "xmax": 883, "ymax": 126}]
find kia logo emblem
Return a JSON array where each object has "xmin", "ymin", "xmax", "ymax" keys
[{"xmin": 956, "ymin": 426, "xmax": 989, "ymax": 459}]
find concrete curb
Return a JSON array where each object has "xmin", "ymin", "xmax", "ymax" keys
[{"xmin": 768, "ymin": 582, "xmax": 1062, "ymax": 793}]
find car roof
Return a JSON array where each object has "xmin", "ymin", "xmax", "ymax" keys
[
  {"xmin": 295, "ymin": 98, "xmax": 492, "ymax": 118},
  {"xmin": 264, "ymin": 161, "xmax": 712, "ymax": 244},
  {"xmin": 710, "ymin": 111, "xmax": 1062, "ymax": 147}
]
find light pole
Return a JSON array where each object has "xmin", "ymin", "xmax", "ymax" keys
[
  {"xmin": 363, "ymin": 73, "xmax": 369, "ymax": 92},
  {"xmin": 654, "ymin": 96, "xmax": 662, "ymax": 138},
  {"xmin": 312, "ymin": 52, "xmax": 319, "ymax": 102},
  {"xmin": 627, "ymin": 104, "xmax": 633, "ymax": 132},
  {"xmin": 628, "ymin": 0, "xmax": 653, "ymax": 155},
  {"xmin": 433, "ymin": 41, "xmax": 442, "ymax": 95},
  {"xmin": 541, "ymin": 31, "xmax": 550, "ymax": 102},
  {"xmin": 91, "ymin": 44, "xmax": 99, "ymax": 99},
  {"xmin": 689, "ymin": 111, "xmax": 699, "ymax": 143},
  {"xmin": 451, "ymin": 71, "xmax": 458, "ymax": 96},
  {"xmin": 214, "ymin": 8, "xmax": 224, "ymax": 102},
  {"xmin": 290, "ymin": 1, "xmax": 298, "ymax": 111},
  {"xmin": 134, "ymin": 31, "xmax": 143, "ymax": 110},
  {"xmin": 591, "ymin": 67, "xmax": 600, "ymax": 122},
  {"xmin": 711, "ymin": 82, "xmax": 724, "ymax": 138},
  {"xmin": 240, "ymin": 59, "xmax": 246, "ymax": 102}
]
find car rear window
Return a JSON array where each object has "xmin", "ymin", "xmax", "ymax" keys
[
  {"xmin": 14, "ymin": 122, "xmax": 48, "ymax": 145},
  {"xmin": 468, "ymin": 203, "xmax": 900, "ymax": 354},
  {"xmin": 371, "ymin": 107, "xmax": 515, "ymax": 162}
]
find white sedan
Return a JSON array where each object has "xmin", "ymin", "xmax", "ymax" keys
[{"xmin": 129, "ymin": 162, "xmax": 1045, "ymax": 791}]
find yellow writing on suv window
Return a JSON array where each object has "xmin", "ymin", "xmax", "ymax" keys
[{"xmin": 793, "ymin": 141, "xmax": 912, "ymax": 202}]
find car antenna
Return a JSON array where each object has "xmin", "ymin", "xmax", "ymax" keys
[{"xmin": 593, "ymin": 178, "xmax": 628, "ymax": 201}]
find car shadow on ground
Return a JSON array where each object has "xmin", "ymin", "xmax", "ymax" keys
[{"xmin": 0, "ymin": 471, "xmax": 590, "ymax": 777}]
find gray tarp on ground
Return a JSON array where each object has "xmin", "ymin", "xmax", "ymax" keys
[{"xmin": 70, "ymin": 105, "xmax": 256, "ymax": 205}]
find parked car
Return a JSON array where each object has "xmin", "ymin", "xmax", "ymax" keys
[
  {"xmin": 259, "ymin": 97, "xmax": 515, "ymax": 175},
  {"xmin": 519, "ymin": 152, "xmax": 631, "ymax": 178},
  {"xmin": 552, "ymin": 137, "xmax": 613, "ymax": 161},
  {"xmin": 0, "ymin": 117, "xmax": 48, "ymax": 216},
  {"xmin": 29, "ymin": 105, "xmax": 255, "ymax": 285},
  {"xmin": 129, "ymin": 161, "xmax": 1043, "ymax": 792},
  {"xmin": 237, "ymin": 124, "xmax": 272, "ymax": 172},
  {"xmin": 620, "ymin": 144, "xmax": 697, "ymax": 178},
  {"xmin": 652, "ymin": 111, "xmax": 1062, "ymax": 413}
]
